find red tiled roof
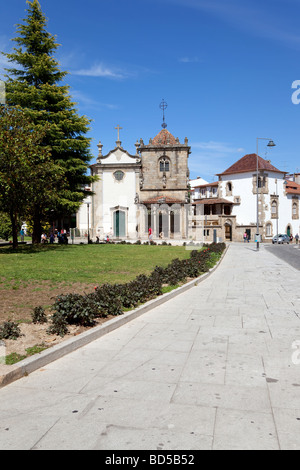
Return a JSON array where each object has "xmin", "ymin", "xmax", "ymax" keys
[
  {"xmin": 217, "ymin": 154, "xmax": 285, "ymax": 176},
  {"xmin": 193, "ymin": 181, "xmax": 219, "ymax": 188},
  {"xmin": 151, "ymin": 129, "xmax": 178, "ymax": 146},
  {"xmin": 194, "ymin": 198, "xmax": 233, "ymax": 205},
  {"xmin": 286, "ymin": 181, "xmax": 300, "ymax": 195},
  {"xmin": 141, "ymin": 195, "xmax": 184, "ymax": 204}
]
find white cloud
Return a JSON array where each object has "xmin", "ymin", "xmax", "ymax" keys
[
  {"xmin": 72, "ymin": 63, "xmax": 129, "ymax": 80},
  {"xmin": 162, "ymin": 0, "xmax": 300, "ymax": 49},
  {"xmin": 179, "ymin": 56, "xmax": 200, "ymax": 63},
  {"xmin": 0, "ymin": 53, "xmax": 10, "ymax": 69},
  {"xmin": 71, "ymin": 89, "xmax": 119, "ymax": 111},
  {"xmin": 0, "ymin": 36, "xmax": 13, "ymax": 78},
  {"xmin": 189, "ymin": 140, "xmax": 245, "ymax": 181},
  {"xmin": 191, "ymin": 141, "xmax": 245, "ymax": 154}
]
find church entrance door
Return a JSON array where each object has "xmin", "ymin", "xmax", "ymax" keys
[
  {"xmin": 114, "ymin": 210, "xmax": 125, "ymax": 237},
  {"xmin": 225, "ymin": 223, "xmax": 232, "ymax": 241}
]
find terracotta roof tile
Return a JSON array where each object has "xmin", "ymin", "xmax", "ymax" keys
[
  {"xmin": 151, "ymin": 129, "xmax": 179, "ymax": 146},
  {"xmin": 217, "ymin": 154, "xmax": 285, "ymax": 176},
  {"xmin": 194, "ymin": 198, "xmax": 233, "ymax": 205},
  {"xmin": 141, "ymin": 195, "xmax": 184, "ymax": 204},
  {"xmin": 193, "ymin": 181, "xmax": 219, "ymax": 188},
  {"xmin": 286, "ymin": 181, "xmax": 300, "ymax": 195}
]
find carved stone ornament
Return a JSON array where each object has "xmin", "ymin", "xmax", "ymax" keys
[
  {"xmin": 139, "ymin": 171, "xmax": 144, "ymax": 189},
  {"xmin": 162, "ymin": 173, "xmax": 167, "ymax": 188}
]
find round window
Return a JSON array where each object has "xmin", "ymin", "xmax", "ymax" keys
[{"xmin": 114, "ymin": 170, "xmax": 125, "ymax": 181}]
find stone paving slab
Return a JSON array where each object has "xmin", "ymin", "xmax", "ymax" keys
[{"xmin": 0, "ymin": 243, "xmax": 300, "ymax": 450}]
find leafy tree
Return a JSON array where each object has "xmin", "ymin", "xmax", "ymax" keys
[
  {"xmin": 0, "ymin": 212, "xmax": 13, "ymax": 241},
  {"xmin": 2, "ymin": 0, "xmax": 95, "ymax": 242},
  {"xmin": 0, "ymin": 105, "xmax": 65, "ymax": 248}
]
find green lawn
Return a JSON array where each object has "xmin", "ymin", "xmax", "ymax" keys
[{"xmin": 0, "ymin": 243, "xmax": 192, "ymax": 286}]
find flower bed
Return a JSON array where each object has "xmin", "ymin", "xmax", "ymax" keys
[{"xmin": 44, "ymin": 243, "xmax": 226, "ymax": 337}]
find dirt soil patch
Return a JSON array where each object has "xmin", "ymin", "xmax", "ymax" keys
[
  {"xmin": 0, "ymin": 277, "xmax": 196, "ymax": 367},
  {"xmin": 0, "ymin": 280, "xmax": 111, "ymax": 358}
]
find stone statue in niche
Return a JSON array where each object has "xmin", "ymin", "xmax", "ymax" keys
[{"xmin": 139, "ymin": 171, "xmax": 144, "ymax": 189}]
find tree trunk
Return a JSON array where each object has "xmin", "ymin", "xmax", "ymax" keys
[{"xmin": 10, "ymin": 210, "xmax": 18, "ymax": 249}]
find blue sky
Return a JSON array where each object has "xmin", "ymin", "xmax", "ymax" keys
[{"xmin": 1, "ymin": 0, "xmax": 300, "ymax": 181}]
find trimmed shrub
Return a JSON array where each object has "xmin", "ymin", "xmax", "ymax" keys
[
  {"xmin": 47, "ymin": 312, "xmax": 69, "ymax": 337},
  {"xmin": 93, "ymin": 284, "xmax": 123, "ymax": 316},
  {"xmin": 47, "ymin": 243, "xmax": 225, "ymax": 336},
  {"xmin": 0, "ymin": 321, "xmax": 22, "ymax": 340},
  {"xmin": 51, "ymin": 293, "xmax": 98, "ymax": 327},
  {"xmin": 203, "ymin": 242, "xmax": 226, "ymax": 253},
  {"xmin": 31, "ymin": 306, "xmax": 48, "ymax": 324}
]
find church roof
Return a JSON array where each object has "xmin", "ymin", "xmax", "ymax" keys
[
  {"xmin": 151, "ymin": 129, "xmax": 179, "ymax": 146},
  {"xmin": 217, "ymin": 154, "xmax": 285, "ymax": 176},
  {"xmin": 141, "ymin": 195, "xmax": 184, "ymax": 204}
]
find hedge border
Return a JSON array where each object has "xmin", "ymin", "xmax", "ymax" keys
[{"xmin": 0, "ymin": 243, "xmax": 228, "ymax": 388}]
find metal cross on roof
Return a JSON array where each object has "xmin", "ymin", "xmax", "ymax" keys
[
  {"xmin": 115, "ymin": 125, "xmax": 123, "ymax": 141},
  {"xmin": 159, "ymin": 99, "xmax": 168, "ymax": 129},
  {"xmin": 115, "ymin": 125, "xmax": 123, "ymax": 147}
]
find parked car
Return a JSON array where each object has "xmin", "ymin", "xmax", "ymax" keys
[{"xmin": 272, "ymin": 234, "xmax": 290, "ymax": 244}]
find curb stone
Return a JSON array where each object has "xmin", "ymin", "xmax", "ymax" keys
[{"xmin": 0, "ymin": 245, "xmax": 228, "ymax": 388}]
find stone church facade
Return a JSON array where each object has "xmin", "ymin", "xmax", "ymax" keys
[
  {"xmin": 84, "ymin": 128, "xmax": 191, "ymax": 241},
  {"xmin": 77, "ymin": 127, "xmax": 300, "ymax": 244}
]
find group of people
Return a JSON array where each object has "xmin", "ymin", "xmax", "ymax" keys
[
  {"xmin": 41, "ymin": 229, "xmax": 68, "ymax": 244},
  {"xmin": 95, "ymin": 235, "xmax": 110, "ymax": 243}
]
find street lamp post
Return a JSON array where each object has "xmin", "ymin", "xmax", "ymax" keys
[
  {"xmin": 256, "ymin": 138, "xmax": 276, "ymax": 250},
  {"xmin": 275, "ymin": 178, "xmax": 279, "ymax": 243},
  {"xmin": 86, "ymin": 201, "xmax": 90, "ymax": 244}
]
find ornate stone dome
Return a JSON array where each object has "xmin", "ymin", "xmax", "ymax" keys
[{"xmin": 151, "ymin": 129, "xmax": 179, "ymax": 146}]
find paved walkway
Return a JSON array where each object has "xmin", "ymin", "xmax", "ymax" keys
[{"xmin": 0, "ymin": 243, "xmax": 300, "ymax": 450}]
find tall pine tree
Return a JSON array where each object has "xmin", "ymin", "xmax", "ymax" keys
[
  {"xmin": 0, "ymin": 106, "xmax": 65, "ymax": 248},
  {"xmin": 2, "ymin": 0, "xmax": 95, "ymax": 243}
]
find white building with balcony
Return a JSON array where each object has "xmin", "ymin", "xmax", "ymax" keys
[{"xmin": 191, "ymin": 153, "xmax": 300, "ymax": 242}]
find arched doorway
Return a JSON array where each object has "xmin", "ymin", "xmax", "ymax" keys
[{"xmin": 225, "ymin": 221, "xmax": 232, "ymax": 241}]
